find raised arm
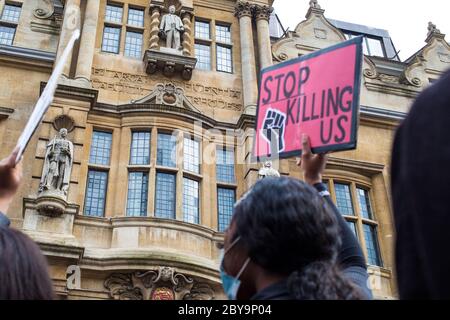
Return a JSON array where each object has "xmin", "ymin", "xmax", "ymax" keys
[{"xmin": 298, "ymin": 134, "xmax": 372, "ymax": 299}]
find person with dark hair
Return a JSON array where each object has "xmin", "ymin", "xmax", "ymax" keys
[
  {"xmin": 391, "ymin": 69, "xmax": 450, "ymax": 299},
  {"xmin": 220, "ymin": 135, "xmax": 372, "ymax": 300},
  {"xmin": 0, "ymin": 226, "xmax": 55, "ymax": 299},
  {"xmin": 0, "ymin": 148, "xmax": 55, "ymax": 299}
]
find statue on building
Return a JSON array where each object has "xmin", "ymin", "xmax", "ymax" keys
[
  {"xmin": 159, "ymin": 5, "xmax": 184, "ymax": 51},
  {"xmin": 258, "ymin": 161, "xmax": 280, "ymax": 179},
  {"xmin": 427, "ymin": 21, "xmax": 441, "ymax": 37},
  {"xmin": 39, "ymin": 128, "xmax": 74, "ymax": 197},
  {"xmin": 309, "ymin": 0, "xmax": 321, "ymax": 9}
]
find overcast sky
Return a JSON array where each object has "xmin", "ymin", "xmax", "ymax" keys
[{"xmin": 273, "ymin": 0, "xmax": 450, "ymax": 61}]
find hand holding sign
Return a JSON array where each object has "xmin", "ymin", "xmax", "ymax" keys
[{"xmin": 297, "ymin": 134, "xmax": 328, "ymax": 185}]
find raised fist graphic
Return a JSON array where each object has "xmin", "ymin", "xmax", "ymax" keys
[{"xmin": 261, "ymin": 109, "xmax": 286, "ymax": 153}]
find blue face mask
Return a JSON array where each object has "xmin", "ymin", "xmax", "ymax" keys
[{"xmin": 220, "ymin": 236, "xmax": 251, "ymax": 300}]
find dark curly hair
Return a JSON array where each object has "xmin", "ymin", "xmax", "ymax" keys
[{"xmin": 232, "ymin": 177, "xmax": 362, "ymax": 300}]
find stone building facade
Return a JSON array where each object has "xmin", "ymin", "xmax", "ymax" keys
[{"xmin": 0, "ymin": 0, "xmax": 449, "ymax": 300}]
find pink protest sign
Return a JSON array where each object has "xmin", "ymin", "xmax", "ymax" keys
[{"xmin": 253, "ymin": 37, "xmax": 363, "ymax": 160}]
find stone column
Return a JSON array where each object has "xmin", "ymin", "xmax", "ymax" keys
[
  {"xmin": 235, "ymin": 1, "xmax": 258, "ymax": 115},
  {"xmin": 253, "ymin": 5, "xmax": 273, "ymax": 69},
  {"xmin": 181, "ymin": 9, "xmax": 194, "ymax": 56},
  {"xmin": 56, "ymin": 0, "xmax": 81, "ymax": 78},
  {"xmin": 74, "ymin": 0, "xmax": 100, "ymax": 85},
  {"xmin": 149, "ymin": 5, "xmax": 163, "ymax": 50}
]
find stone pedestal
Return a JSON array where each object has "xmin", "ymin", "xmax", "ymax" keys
[
  {"xmin": 22, "ymin": 197, "xmax": 80, "ymax": 245},
  {"xmin": 35, "ymin": 191, "xmax": 72, "ymax": 216},
  {"xmin": 144, "ymin": 49, "xmax": 197, "ymax": 80}
]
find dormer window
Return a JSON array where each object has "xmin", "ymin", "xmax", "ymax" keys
[{"xmin": 344, "ymin": 32, "xmax": 386, "ymax": 58}]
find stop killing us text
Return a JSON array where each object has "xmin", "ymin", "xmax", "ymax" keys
[{"xmin": 261, "ymin": 66, "xmax": 354, "ymax": 144}]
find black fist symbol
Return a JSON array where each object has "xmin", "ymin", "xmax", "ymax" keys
[{"xmin": 262, "ymin": 109, "xmax": 286, "ymax": 153}]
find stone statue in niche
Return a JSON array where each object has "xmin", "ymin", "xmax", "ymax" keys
[
  {"xmin": 39, "ymin": 128, "xmax": 74, "ymax": 198},
  {"xmin": 159, "ymin": 5, "xmax": 184, "ymax": 51}
]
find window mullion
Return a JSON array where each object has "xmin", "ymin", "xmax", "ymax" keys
[
  {"xmin": 364, "ymin": 37, "xmax": 371, "ymax": 56},
  {"xmin": 351, "ymin": 182, "xmax": 362, "ymax": 217},
  {"xmin": 148, "ymin": 127, "xmax": 158, "ymax": 217},
  {"xmin": 351, "ymin": 181, "xmax": 368, "ymax": 260},
  {"xmin": 368, "ymin": 188, "xmax": 377, "ymax": 221},
  {"xmin": 211, "ymin": 20, "xmax": 217, "ymax": 71},
  {"xmin": 175, "ymin": 131, "xmax": 184, "ymax": 221},
  {"xmin": 119, "ymin": 6, "xmax": 126, "ymax": 55},
  {"xmin": 328, "ymin": 179, "xmax": 337, "ymax": 203},
  {"xmin": 127, "ymin": 130, "xmax": 151, "ymax": 217}
]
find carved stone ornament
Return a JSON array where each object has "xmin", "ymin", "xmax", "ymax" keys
[
  {"xmin": 314, "ymin": 28, "xmax": 327, "ymax": 39},
  {"xmin": 252, "ymin": 5, "xmax": 273, "ymax": 22},
  {"xmin": 34, "ymin": 0, "xmax": 64, "ymax": 20},
  {"xmin": 104, "ymin": 267, "xmax": 215, "ymax": 300},
  {"xmin": 398, "ymin": 21, "xmax": 450, "ymax": 88},
  {"xmin": 180, "ymin": 9, "xmax": 194, "ymax": 56},
  {"xmin": 131, "ymin": 83, "xmax": 201, "ymax": 113},
  {"xmin": 309, "ymin": 0, "xmax": 322, "ymax": 9},
  {"xmin": 363, "ymin": 56, "xmax": 419, "ymax": 87},
  {"xmin": 34, "ymin": 0, "xmax": 55, "ymax": 19},
  {"xmin": 35, "ymin": 195, "xmax": 72, "ymax": 216},
  {"xmin": 439, "ymin": 52, "xmax": 450, "ymax": 64},
  {"xmin": 143, "ymin": 49, "xmax": 197, "ymax": 80},
  {"xmin": 235, "ymin": 1, "xmax": 252, "ymax": 19},
  {"xmin": 427, "ymin": 21, "xmax": 441, "ymax": 38},
  {"xmin": 53, "ymin": 114, "xmax": 75, "ymax": 132}
]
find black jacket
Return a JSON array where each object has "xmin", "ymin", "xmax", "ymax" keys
[
  {"xmin": 251, "ymin": 183, "xmax": 372, "ymax": 300},
  {"xmin": 391, "ymin": 69, "xmax": 450, "ymax": 299}
]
